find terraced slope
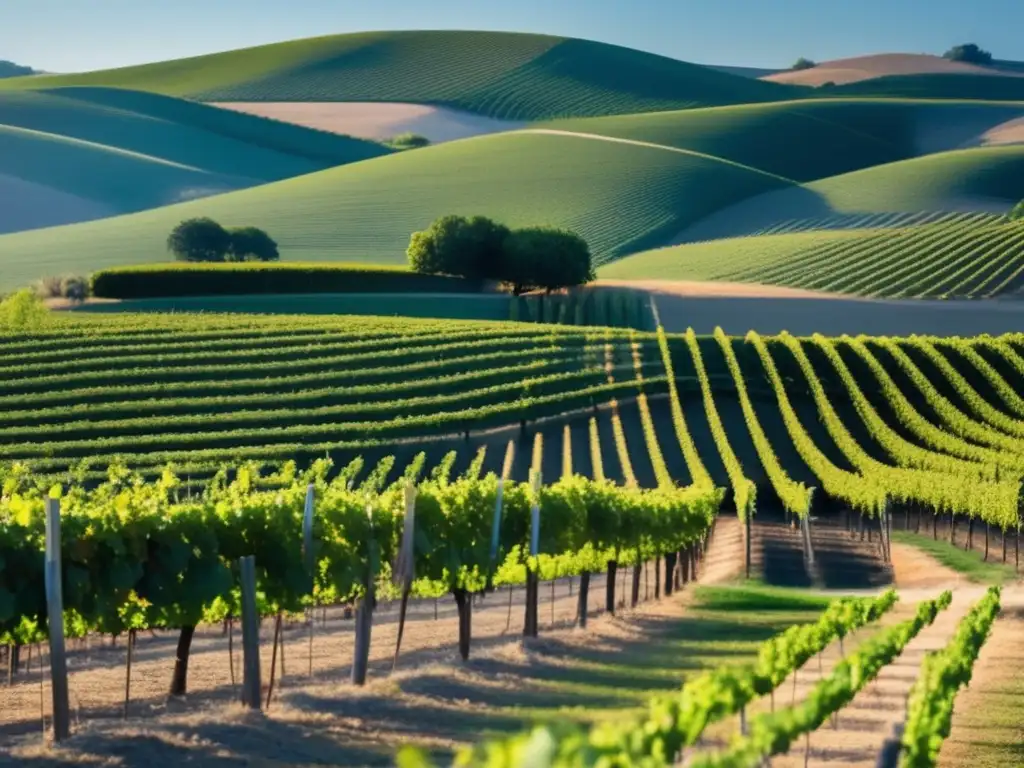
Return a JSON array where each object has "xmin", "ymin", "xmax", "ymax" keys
[
  {"xmin": 831, "ymin": 73, "xmax": 1024, "ymax": 102},
  {"xmin": 0, "ymin": 130, "xmax": 793, "ymax": 288},
  {"xmin": 601, "ymin": 214, "xmax": 1024, "ymax": 299},
  {"xmin": 548, "ymin": 100, "xmax": 1024, "ymax": 182},
  {"xmin": 0, "ymin": 88, "xmax": 391, "ymax": 233},
  {"xmin": 1, "ymin": 313, "xmax": 1021, "ymax": 533},
  {"xmin": 0, "ymin": 31, "xmax": 801, "ymax": 119}
]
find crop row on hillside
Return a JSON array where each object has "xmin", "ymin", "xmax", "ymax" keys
[
  {"xmin": 605, "ymin": 214, "xmax": 1024, "ymax": 298},
  {"xmin": 0, "ymin": 314, "xmax": 1021, "ymax": 529}
]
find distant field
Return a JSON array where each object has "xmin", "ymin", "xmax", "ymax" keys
[
  {"xmin": 0, "ymin": 30, "xmax": 801, "ymax": 120},
  {"xmin": 0, "ymin": 87, "xmax": 390, "ymax": 233},
  {"xmin": 602, "ymin": 214, "xmax": 1024, "ymax": 299},
  {"xmin": 764, "ymin": 53, "xmax": 1024, "ymax": 86},
  {"xmin": 0, "ymin": 130, "xmax": 793, "ymax": 289},
  {"xmin": 549, "ymin": 99, "xmax": 1024, "ymax": 182}
]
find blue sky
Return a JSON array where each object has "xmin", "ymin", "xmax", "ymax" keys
[{"xmin": 4, "ymin": 0, "xmax": 1023, "ymax": 73}]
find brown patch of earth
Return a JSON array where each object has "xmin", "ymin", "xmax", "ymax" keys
[
  {"xmin": 763, "ymin": 53, "xmax": 1024, "ymax": 86},
  {"xmin": 210, "ymin": 102, "xmax": 526, "ymax": 143}
]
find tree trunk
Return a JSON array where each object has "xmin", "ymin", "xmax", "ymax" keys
[
  {"xmin": 523, "ymin": 572, "xmax": 539, "ymax": 638},
  {"xmin": 654, "ymin": 556, "xmax": 661, "ymax": 599},
  {"xmin": 605, "ymin": 561, "xmax": 617, "ymax": 614},
  {"xmin": 663, "ymin": 552, "xmax": 677, "ymax": 596},
  {"xmin": 453, "ymin": 589, "xmax": 472, "ymax": 660},
  {"xmin": 577, "ymin": 572, "xmax": 590, "ymax": 628},
  {"xmin": 168, "ymin": 625, "xmax": 196, "ymax": 697},
  {"xmin": 631, "ymin": 562, "xmax": 642, "ymax": 607}
]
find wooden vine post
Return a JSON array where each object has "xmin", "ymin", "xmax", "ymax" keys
[
  {"xmin": 392, "ymin": 482, "xmax": 417, "ymax": 669},
  {"xmin": 44, "ymin": 498, "xmax": 70, "ymax": 742},
  {"xmin": 351, "ymin": 502, "xmax": 377, "ymax": 686},
  {"xmin": 302, "ymin": 483, "xmax": 315, "ymax": 677},
  {"xmin": 238, "ymin": 555, "xmax": 261, "ymax": 710},
  {"xmin": 523, "ymin": 470, "xmax": 541, "ymax": 638}
]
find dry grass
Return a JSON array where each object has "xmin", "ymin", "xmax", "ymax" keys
[{"xmin": 763, "ymin": 54, "xmax": 1024, "ymax": 86}]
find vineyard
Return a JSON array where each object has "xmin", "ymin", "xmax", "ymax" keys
[
  {"xmin": 0, "ymin": 312, "xmax": 1020, "ymax": 762},
  {"xmin": 603, "ymin": 212, "xmax": 1024, "ymax": 298}
]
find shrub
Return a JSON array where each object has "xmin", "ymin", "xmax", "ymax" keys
[
  {"xmin": 407, "ymin": 215, "xmax": 509, "ymax": 280},
  {"xmin": 36, "ymin": 275, "xmax": 64, "ymax": 299},
  {"xmin": 89, "ymin": 263, "xmax": 484, "ymax": 299},
  {"xmin": 227, "ymin": 226, "xmax": 279, "ymax": 262},
  {"xmin": 167, "ymin": 217, "xmax": 232, "ymax": 262},
  {"xmin": 1010, "ymin": 200, "xmax": 1024, "ymax": 221},
  {"xmin": 943, "ymin": 43, "xmax": 993, "ymax": 65},
  {"xmin": 60, "ymin": 276, "xmax": 89, "ymax": 302},
  {"xmin": 819, "ymin": 81, "xmax": 836, "ymax": 88},
  {"xmin": 500, "ymin": 227, "xmax": 594, "ymax": 295},
  {"xmin": 0, "ymin": 289, "xmax": 49, "ymax": 330},
  {"xmin": 792, "ymin": 57, "xmax": 817, "ymax": 70},
  {"xmin": 385, "ymin": 133, "xmax": 431, "ymax": 150}
]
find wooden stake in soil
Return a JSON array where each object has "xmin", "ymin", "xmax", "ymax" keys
[
  {"xmin": 302, "ymin": 483, "xmax": 316, "ymax": 678},
  {"xmin": 392, "ymin": 483, "xmax": 418, "ymax": 671},
  {"xmin": 606, "ymin": 560, "xmax": 618, "ymax": 614},
  {"xmin": 228, "ymin": 616, "xmax": 235, "ymax": 686},
  {"xmin": 265, "ymin": 612, "xmax": 283, "ymax": 709},
  {"xmin": 523, "ymin": 471, "xmax": 542, "ymax": 638},
  {"xmin": 351, "ymin": 511, "xmax": 377, "ymax": 686},
  {"xmin": 44, "ymin": 498, "xmax": 70, "ymax": 742},
  {"xmin": 238, "ymin": 555, "xmax": 262, "ymax": 710},
  {"xmin": 577, "ymin": 572, "xmax": 590, "ymax": 628},
  {"xmin": 123, "ymin": 628, "xmax": 135, "ymax": 720}
]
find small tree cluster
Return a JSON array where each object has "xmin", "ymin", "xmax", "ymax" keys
[
  {"xmin": 166, "ymin": 218, "xmax": 280, "ymax": 262},
  {"xmin": 943, "ymin": 43, "xmax": 993, "ymax": 65},
  {"xmin": 0, "ymin": 289, "xmax": 49, "ymax": 330},
  {"xmin": 791, "ymin": 57, "xmax": 817, "ymax": 71},
  {"xmin": 37, "ymin": 274, "xmax": 89, "ymax": 302},
  {"xmin": 385, "ymin": 133, "xmax": 431, "ymax": 150},
  {"xmin": 407, "ymin": 215, "xmax": 594, "ymax": 294}
]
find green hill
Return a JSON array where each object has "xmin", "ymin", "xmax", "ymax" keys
[
  {"xmin": 600, "ymin": 213, "xmax": 1024, "ymax": 299},
  {"xmin": 0, "ymin": 31, "xmax": 802, "ymax": 119},
  {"xmin": 548, "ymin": 99, "xmax": 1024, "ymax": 182},
  {"xmin": 0, "ymin": 130, "xmax": 794, "ymax": 289},
  {"xmin": 0, "ymin": 87, "xmax": 390, "ymax": 233},
  {"xmin": 806, "ymin": 144, "xmax": 1024, "ymax": 212},
  {"xmin": 832, "ymin": 73, "xmax": 1024, "ymax": 102}
]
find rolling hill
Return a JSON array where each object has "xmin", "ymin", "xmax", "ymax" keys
[
  {"xmin": 0, "ymin": 129, "xmax": 794, "ymax": 288},
  {"xmin": 547, "ymin": 99, "xmax": 1024, "ymax": 182},
  {"xmin": 600, "ymin": 213, "xmax": 1024, "ymax": 299},
  {"xmin": 0, "ymin": 87, "xmax": 391, "ymax": 233},
  {"xmin": 763, "ymin": 53, "xmax": 1024, "ymax": 86},
  {"xmin": 0, "ymin": 30, "xmax": 803, "ymax": 119}
]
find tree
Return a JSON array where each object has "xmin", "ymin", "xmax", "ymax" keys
[
  {"xmin": 166, "ymin": 218, "xmax": 232, "ymax": 262},
  {"xmin": 1010, "ymin": 200, "xmax": 1024, "ymax": 221},
  {"xmin": 227, "ymin": 226, "xmax": 279, "ymax": 261},
  {"xmin": 943, "ymin": 44, "xmax": 993, "ymax": 65},
  {"xmin": 500, "ymin": 227, "xmax": 594, "ymax": 295},
  {"xmin": 0, "ymin": 60, "xmax": 35, "ymax": 79},
  {"xmin": 407, "ymin": 215, "xmax": 509, "ymax": 280},
  {"xmin": 385, "ymin": 133, "xmax": 431, "ymax": 150},
  {"xmin": 792, "ymin": 57, "xmax": 817, "ymax": 71}
]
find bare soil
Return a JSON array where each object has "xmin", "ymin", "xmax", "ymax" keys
[
  {"xmin": 762, "ymin": 53, "xmax": 1024, "ymax": 86},
  {"xmin": 209, "ymin": 102, "xmax": 525, "ymax": 143}
]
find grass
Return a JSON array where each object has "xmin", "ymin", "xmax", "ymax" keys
[
  {"xmin": 0, "ymin": 31, "xmax": 801, "ymax": 119},
  {"xmin": 891, "ymin": 531, "xmax": 1018, "ymax": 584},
  {"xmin": 548, "ymin": 99, "xmax": 1024, "ymax": 183},
  {"xmin": 0, "ymin": 130, "xmax": 792, "ymax": 290},
  {"xmin": 72, "ymin": 293, "xmax": 513, "ymax": 320},
  {"xmin": 831, "ymin": 72, "xmax": 1024, "ymax": 102},
  {"xmin": 0, "ymin": 87, "xmax": 390, "ymax": 225},
  {"xmin": 600, "ymin": 213, "xmax": 1024, "ymax": 298}
]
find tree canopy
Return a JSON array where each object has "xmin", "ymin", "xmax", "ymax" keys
[
  {"xmin": 791, "ymin": 57, "xmax": 817, "ymax": 71},
  {"xmin": 167, "ymin": 218, "xmax": 233, "ymax": 262},
  {"xmin": 943, "ymin": 44, "xmax": 993, "ymax": 65},
  {"xmin": 407, "ymin": 215, "xmax": 593, "ymax": 294},
  {"xmin": 167, "ymin": 219, "xmax": 279, "ymax": 262},
  {"xmin": 228, "ymin": 226, "xmax": 280, "ymax": 262}
]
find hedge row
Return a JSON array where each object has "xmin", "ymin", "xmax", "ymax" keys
[{"xmin": 89, "ymin": 263, "xmax": 486, "ymax": 299}]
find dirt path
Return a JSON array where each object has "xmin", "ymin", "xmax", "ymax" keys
[{"xmin": 937, "ymin": 591, "xmax": 1024, "ymax": 767}]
